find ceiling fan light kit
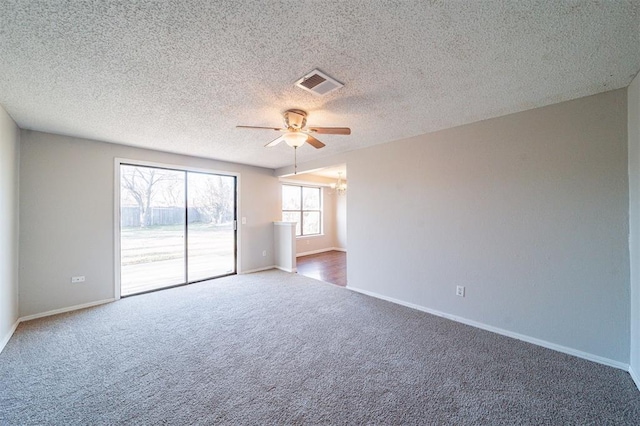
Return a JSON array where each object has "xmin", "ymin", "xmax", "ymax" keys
[{"xmin": 283, "ymin": 132, "xmax": 307, "ymax": 148}]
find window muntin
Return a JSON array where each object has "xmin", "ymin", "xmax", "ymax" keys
[{"xmin": 282, "ymin": 185, "xmax": 321, "ymax": 236}]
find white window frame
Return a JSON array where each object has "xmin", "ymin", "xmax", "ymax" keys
[{"xmin": 281, "ymin": 184, "xmax": 322, "ymax": 237}]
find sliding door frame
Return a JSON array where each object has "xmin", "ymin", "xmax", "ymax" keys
[{"xmin": 113, "ymin": 158, "xmax": 241, "ymax": 300}]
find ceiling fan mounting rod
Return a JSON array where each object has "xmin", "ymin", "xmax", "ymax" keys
[{"xmin": 284, "ymin": 109, "xmax": 307, "ymax": 129}]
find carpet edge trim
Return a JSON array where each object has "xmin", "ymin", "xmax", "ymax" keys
[
  {"xmin": 630, "ymin": 366, "xmax": 640, "ymax": 392},
  {"xmin": 19, "ymin": 298, "xmax": 116, "ymax": 323},
  {"xmin": 0, "ymin": 319, "xmax": 20, "ymax": 355},
  {"xmin": 347, "ymin": 286, "xmax": 629, "ymax": 371}
]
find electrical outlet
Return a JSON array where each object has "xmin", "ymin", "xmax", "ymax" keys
[
  {"xmin": 262, "ymin": 250, "xmax": 267, "ymax": 257},
  {"xmin": 71, "ymin": 276, "xmax": 86, "ymax": 283},
  {"xmin": 456, "ymin": 285, "xmax": 465, "ymax": 297}
]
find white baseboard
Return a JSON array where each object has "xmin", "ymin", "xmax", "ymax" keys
[
  {"xmin": 240, "ymin": 266, "xmax": 276, "ymax": 274},
  {"xmin": 347, "ymin": 286, "xmax": 629, "ymax": 371},
  {"xmin": 1, "ymin": 298, "xmax": 115, "ymax": 354},
  {"xmin": 297, "ymin": 248, "xmax": 334, "ymax": 257},
  {"xmin": 19, "ymin": 298, "xmax": 115, "ymax": 323},
  {"xmin": 630, "ymin": 366, "xmax": 640, "ymax": 392},
  {"xmin": 0, "ymin": 319, "xmax": 20, "ymax": 355},
  {"xmin": 297, "ymin": 247, "xmax": 346, "ymax": 257},
  {"xmin": 275, "ymin": 266, "xmax": 297, "ymax": 273}
]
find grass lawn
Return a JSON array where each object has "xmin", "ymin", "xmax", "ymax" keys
[
  {"xmin": 120, "ymin": 222, "xmax": 236, "ymax": 295},
  {"xmin": 121, "ymin": 222, "xmax": 234, "ymax": 266}
]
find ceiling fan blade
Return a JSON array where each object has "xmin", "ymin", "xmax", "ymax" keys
[
  {"xmin": 307, "ymin": 127, "xmax": 351, "ymax": 135},
  {"xmin": 306, "ymin": 135, "xmax": 326, "ymax": 149},
  {"xmin": 237, "ymin": 125, "xmax": 286, "ymax": 131},
  {"xmin": 265, "ymin": 136, "xmax": 284, "ymax": 147}
]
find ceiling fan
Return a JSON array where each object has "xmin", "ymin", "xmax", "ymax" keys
[
  {"xmin": 237, "ymin": 109, "xmax": 351, "ymax": 173},
  {"xmin": 237, "ymin": 109, "xmax": 350, "ymax": 149}
]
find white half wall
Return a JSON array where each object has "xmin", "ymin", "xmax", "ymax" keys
[
  {"xmin": 19, "ymin": 131, "xmax": 280, "ymax": 318},
  {"xmin": 274, "ymin": 222, "xmax": 296, "ymax": 272},
  {"xmin": 0, "ymin": 105, "xmax": 20, "ymax": 352},
  {"xmin": 347, "ymin": 89, "xmax": 630, "ymax": 363},
  {"xmin": 629, "ymin": 72, "xmax": 640, "ymax": 385}
]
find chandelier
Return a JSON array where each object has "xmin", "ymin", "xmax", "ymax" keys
[{"xmin": 333, "ymin": 172, "xmax": 347, "ymax": 196}]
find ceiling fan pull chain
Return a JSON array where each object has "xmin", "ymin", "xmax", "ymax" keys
[{"xmin": 294, "ymin": 146, "xmax": 298, "ymax": 174}]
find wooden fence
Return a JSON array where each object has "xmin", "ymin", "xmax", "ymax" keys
[{"xmin": 121, "ymin": 206, "xmax": 210, "ymax": 227}]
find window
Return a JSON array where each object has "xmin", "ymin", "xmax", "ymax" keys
[{"xmin": 282, "ymin": 184, "xmax": 321, "ymax": 236}]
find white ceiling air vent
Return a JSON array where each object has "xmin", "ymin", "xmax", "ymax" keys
[{"xmin": 295, "ymin": 69, "xmax": 344, "ymax": 96}]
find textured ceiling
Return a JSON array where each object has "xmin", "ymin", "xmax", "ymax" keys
[{"xmin": 1, "ymin": 1, "xmax": 639, "ymax": 169}]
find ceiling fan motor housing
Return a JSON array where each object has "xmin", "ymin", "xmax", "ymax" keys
[{"xmin": 284, "ymin": 109, "xmax": 307, "ymax": 129}]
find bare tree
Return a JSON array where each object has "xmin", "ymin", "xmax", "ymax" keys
[
  {"xmin": 192, "ymin": 175, "xmax": 234, "ymax": 225},
  {"xmin": 121, "ymin": 166, "xmax": 179, "ymax": 227},
  {"xmin": 162, "ymin": 179, "xmax": 184, "ymax": 208}
]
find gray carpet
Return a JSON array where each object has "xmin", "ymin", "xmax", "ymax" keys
[{"xmin": 1, "ymin": 270, "xmax": 639, "ymax": 425}]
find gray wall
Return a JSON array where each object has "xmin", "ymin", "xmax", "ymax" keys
[
  {"xmin": 629, "ymin": 73, "xmax": 640, "ymax": 380},
  {"xmin": 0, "ymin": 105, "xmax": 20, "ymax": 348},
  {"xmin": 19, "ymin": 131, "xmax": 280, "ymax": 317},
  {"xmin": 346, "ymin": 89, "xmax": 630, "ymax": 363}
]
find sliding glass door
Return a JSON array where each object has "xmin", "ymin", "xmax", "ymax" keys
[
  {"xmin": 187, "ymin": 172, "xmax": 236, "ymax": 282},
  {"xmin": 119, "ymin": 164, "xmax": 236, "ymax": 296}
]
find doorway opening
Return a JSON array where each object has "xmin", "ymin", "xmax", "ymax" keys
[
  {"xmin": 279, "ymin": 164, "xmax": 347, "ymax": 286},
  {"xmin": 118, "ymin": 163, "xmax": 237, "ymax": 296}
]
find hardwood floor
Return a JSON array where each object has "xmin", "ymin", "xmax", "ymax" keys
[{"xmin": 296, "ymin": 250, "xmax": 347, "ymax": 287}]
